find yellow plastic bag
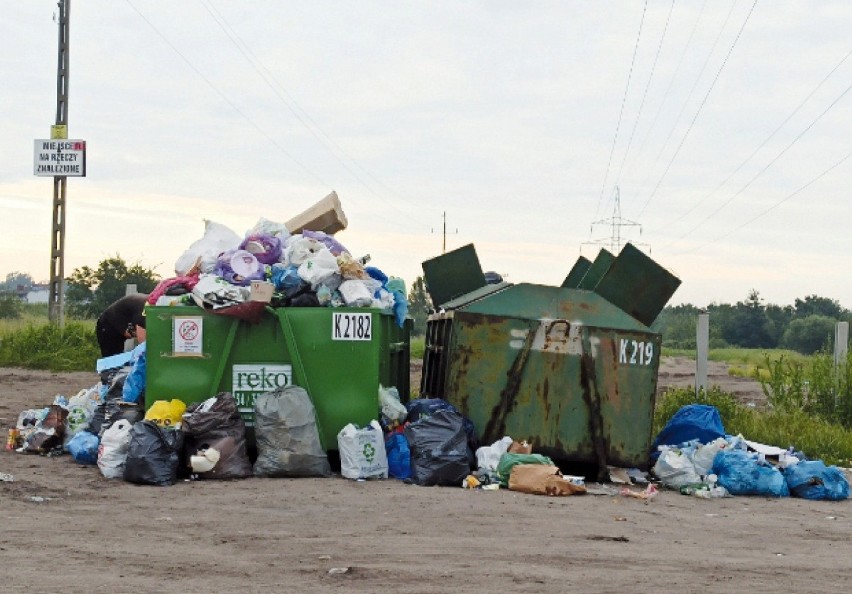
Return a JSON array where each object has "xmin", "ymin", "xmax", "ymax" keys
[{"xmin": 145, "ymin": 399, "xmax": 187, "ymax": 428}]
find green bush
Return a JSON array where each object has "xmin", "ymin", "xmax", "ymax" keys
[
  {"xmin": 655, "ymin": 386, "xmax": 852, "ymax": 466},
  {"xmin": 781, "ymin": 315, "xmax": 837, "ymax": 354},
  {"xmin": 0, "ymin": 322, "xmax": 98, "ymax": 372},
  {"xmin": 758, "ymin": 351, "xmax": 852, "ymax": 429},
  {"xmin": 0, "ymin": 292, "xmax": 23, "ymax": 319}
]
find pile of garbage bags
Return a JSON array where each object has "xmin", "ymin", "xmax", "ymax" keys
[
  {"xmin": 148, "ymin": 194, "xmax": 408, "ymax": 327},
  {"xmin": 651, "ymin": 404, "xmax": 850, "ymax": 501},
  {"xmin": 9, "ymin": 372, "xmax": 588, "ymax": 499}
]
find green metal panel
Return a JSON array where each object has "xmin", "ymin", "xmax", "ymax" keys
[
  {"xmin": 561, "ymin": 255, "xmax": 591, "ymax": 288},
  {"xmin": 421, "ymin": 244, "xmax": 486, "ymax": 308},
  {"xmin": 145, "ymin": 305, "xmax": 409, "ymax": 450},
  {"xmin": 593, "ymin": 242, "xmax": 682, "ymax": 327},
  {"xmin": 577, "ymin": 249, "xmax": 614, "ymax": 290},
  {"xmin": 461, "ymin": 284, "xmax": 649, "ymax": 332},
  {"xmin": 443, "ymin": 311, "xmax": 660, "ymax": 468}
]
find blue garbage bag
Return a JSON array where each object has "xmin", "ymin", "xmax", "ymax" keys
[
  {"xmin": 65, "ymin": 430, "xmax": 99, "ymax": 465},
  {"xmin": 651, "ymin": 404, "xmax": 725, "ymax": 457},
  {"xmin": 270, "ymin": 263, "xmax": 302, "ymax": 291},
  {"xmin": 784, "ymin": 461, "xmax": 850, "ymax": 501},
  {"xmin": 712, "ymin": 449, "xmax": 789, "ymax": 497},
  {"xmin": 122, "ymin": 343, "xmax": 147, "ymax": 403},
  {"xmin": 385, "ymin": 432, "xmax": 412, "ymax": 480},
  {"xmin": 391, "ymin": 289, "xmax": 408, "ymax": 328}
]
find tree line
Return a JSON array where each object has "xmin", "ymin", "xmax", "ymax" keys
[{"xmin": 652, "ymin": 290, "xmax": 851, "ymax": 354}]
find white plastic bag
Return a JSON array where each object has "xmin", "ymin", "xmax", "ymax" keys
[
  {"xmin": 379, "ymin": 385, "xmax": 407, "ymax": 423},
  {"xmin": 63, "ymin": 385, "xmax": 100, "ymax": 447},
  {"xmin": 247, "ymin": 216, "xmax": 291, "ymax": 241},
  {"xmin": 475, "ymin": 436, "xmax": 514, "ymax": 472},
  {"xmin": 338, "ymin": 280, "xmax": 373, "ymax": 307},
  {"xmin": 337, "ymin": 421, "xmax": 388, "ymax": 480},
  {"xmin": 297, "ymin": 247, "xmax": 340, "ymax": 288},
  {"xmin": 653, "ymin": 447, "xmax": 702, "ymax": 488},
  {"xmin": 175, "ymin": 220, "xmax": 241, "ymax": 275},
  {"xmin": 693, "ymin": 437, "xmax": 728, "ymax": 476},
  {"xmin": 98, "ymin": 419, "xmax": 134, "ymax": 479},
  {"xmin": 284, "ymin": 235, "xmax": 324, "ymax": 267},
  {"xmin": 371, "ymin": 288, "xmax": 396, "ymax": 310}
]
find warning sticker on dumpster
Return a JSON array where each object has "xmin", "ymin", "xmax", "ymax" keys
[
  {"xmin": 173, "ymin": 316, "xmax": 203, "ymax": 356},
  {"xmin": 232, "ymin": 364, "xmax": 292, "ymax": 424}
]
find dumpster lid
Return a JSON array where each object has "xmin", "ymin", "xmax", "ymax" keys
[
  {"xmin": 421, "ymin": 244, "xmax": 487, "ymax": 309},
  {"xmin": 460, "ymin": 283, "xmax": 651, "ymax": 332}
]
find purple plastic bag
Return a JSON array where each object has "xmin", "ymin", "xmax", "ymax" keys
[{"xmin": 240, "ymin": 233, "xmax": 283, "ymax": 265}]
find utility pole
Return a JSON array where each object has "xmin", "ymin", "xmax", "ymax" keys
[
  {"xmin": 432, "ymin": 211, "xmax": 457, "ymax": 254},
  {"xmin": 49, "ymin": 0, "xmax": 70, "ymax": 325}
]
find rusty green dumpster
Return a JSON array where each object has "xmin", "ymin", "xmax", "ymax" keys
[{"xmin": 420, "ymin": 242, "xmax": 680, "ymax": 474}]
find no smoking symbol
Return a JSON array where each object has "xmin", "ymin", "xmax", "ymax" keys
[{"xmin": 179, "ymin": 320, "xmax": 199, "ymax": 341}]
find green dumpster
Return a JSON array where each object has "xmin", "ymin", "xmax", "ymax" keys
[
  {"xmin": 420, "ymin": 242, "xmax": 679, "ymax": 475},
  {"xmin": 145, "ymin": 305, "xmax": 410, "ymax": 450}
]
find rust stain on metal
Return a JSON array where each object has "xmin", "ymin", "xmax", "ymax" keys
[
  {"xmin": 580, "ymin": 348, "xmax": 609, "ymax": 482},
  {"xmin": 482, "ymin": 320, "xmax": 538, "ymax": 442}
]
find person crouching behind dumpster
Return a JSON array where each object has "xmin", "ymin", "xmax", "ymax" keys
[{"xmin": 96, "ymin": 294, "xmax": 149, "ymax": 357}]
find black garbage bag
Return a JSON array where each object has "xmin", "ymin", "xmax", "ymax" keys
[
  {"xmin": 123, "ymin": 420, "xmax": 184, "ymax": 486},
  {"xmin": 89, "ymin": 368, "xmax": 138, "ymax": 437},
  {"xmin": 406, "ymin": 398, "xmax": 478, "ymax": 459},
  {"xmin": 182, "ymin": 392, "xmax": 252, "ymax": 479},
  {"xmin": 253, "ymin": 386, "xmax": 331, "ymax": 478},
  {"xmin": 404, "ymin": 409, "xmax": 472, "ymax": 487},
  {"xmin": 275, "ymin": 280, "xmax": 320, "ymax": 308},
  {"xmin": 99, "ymin": 400, "xmax": 144, "ymax": 437}
]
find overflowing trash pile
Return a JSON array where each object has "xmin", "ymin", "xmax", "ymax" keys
[
  {"xmin": 650, "ymin": 404, "xmax": 850, "ymax": 501},
  {"xmin": 6, "ymin": 365, "xmax": 587, "ymax": 496},
  {"xmin": 147, "ymin": 191, "xmax": 408, "ymax": 327},
  {"xmin": 5, "ymin": 377, "xmax": 850, "ymax": 501}
]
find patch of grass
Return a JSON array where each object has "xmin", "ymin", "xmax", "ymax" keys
[
  {"xmin": 707, "ymin": 348, "xmax": 807, "ymax": 367},
  {"xmin": 661, "ymin": 347, "xmax": 695, "ymax": 358},
  {"xmin": 655, "ymin": 386, "xmax": 852, "ymax": 467},
  {"xmin": 759, "ymin": 351, "xmax": 852, "ymax": 429},
  {"xmin": 0, "ymin": 321, "xmax": 98, "ymax": 372},
  {"xmin": 410, "ymin": 336, "xmax": 425, "ymax": 360}
]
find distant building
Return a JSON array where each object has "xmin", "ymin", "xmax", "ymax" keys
[{"xmin": 26, "ymin": 284, "xmax": 49, "ymax": 304}]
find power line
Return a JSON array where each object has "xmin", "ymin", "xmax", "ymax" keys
[
  {"xmin": 674, "ymin": 148, "xmax": 852, "ymax": 255},
  {"xmin": 614, "ymin": 0, "xmax": 676, "ymax": 190},
  {"xmin": 659, "ymin": 46, "xmax": 852, "ymax": 234},
  {"xmin": 670, "ymin": 73, "xmax": 852, "ymax": 242},
  {"xmin": 626, "ymin": 0, "xmax": 707, "ymax": 186},
  {"xmin": 200, "ymin": 0, "xmax": 418, "ymax": 221},
  {"xmin": 636, "ymin": 0, "xmax": 757, "ymax": 219},
  {"xmin": 124, "ymin": 0, "xmax": 330, "ymax": 188},
  {"xmin": 629, "ymin": 0, "xmax": 736, "ymax": 212},
  {"xmin": 593, "ymin": 0, "xmax": 648, "ymax": 222}
]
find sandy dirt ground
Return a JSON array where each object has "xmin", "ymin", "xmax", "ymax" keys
[
  {"xmin": 656, "ymin": 355, "xmax": 768, "ymax": 406},
  {"xmin": 1, "ymin": 360, "xmax": 850, "ymax": 593}
]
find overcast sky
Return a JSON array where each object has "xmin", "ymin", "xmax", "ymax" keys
[{"xmin": 2, "ymin": 1, "xmax": 850, "ymax": 308}]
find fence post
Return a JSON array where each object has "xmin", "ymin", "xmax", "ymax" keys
[
  {"xmin": 835, "ymin": 321, "xmax": 849, "ymax": 409},
  {"xmin": 696, "ymin": 311, "xmax": 709, "ymax": 395},
  {"xmin": 834, "ymin": 321, "xmax": 848, "ymax": 368}
]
